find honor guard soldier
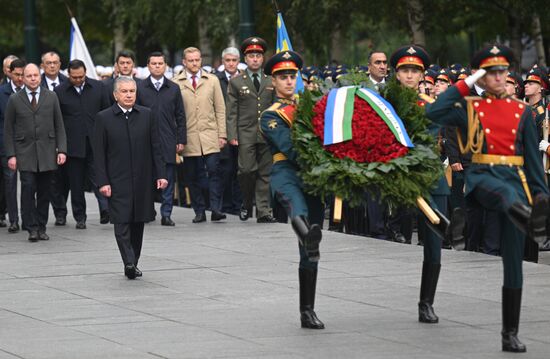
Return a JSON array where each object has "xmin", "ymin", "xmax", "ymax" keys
[
  {"xmin": 260, "ymin": 50, "xmax": 325, "ymax": 330},
  {"xmin": 425, "ymin": 44, "xmax": 550, "ymax": 352},
  {"xmin": 226, "ymin": 37, "xmax": 277, "ymax": 223},
  {"xmin": 391, "ymin": 45, "xmax": 464, "ymax": 326}
]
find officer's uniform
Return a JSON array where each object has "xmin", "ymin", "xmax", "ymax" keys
[
  {"xmin": 259, "ymin": 50, "xmax": 325, "ymax": 330},
  {"xmin": 226, "ymin": 37, "xmax": 276, "ymax": 223},
  {"xmin": 390, "ymin": 45, "xmax": 455, "ymax": 325},
  {"xmin": 425, "ymin": 44, "xmax": 549, "ymax": 353}
]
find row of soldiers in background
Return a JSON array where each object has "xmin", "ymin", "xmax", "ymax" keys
[{"xmin": 309, "ymin": 54, "xmax": 550, "ymax": 261}]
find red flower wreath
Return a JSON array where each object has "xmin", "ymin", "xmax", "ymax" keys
[{"xmin": 311, "ymin": 94, "xmax": 409, "ymax": 163}]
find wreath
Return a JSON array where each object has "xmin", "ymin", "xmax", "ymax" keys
[{"xmin": 293, "ymin": 74, "xmax": 442, "ymax": 208}]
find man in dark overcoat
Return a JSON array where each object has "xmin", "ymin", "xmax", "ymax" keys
[
  {"xmin": 137, "ymin": 52, "xmax": 186, "ymax": 226},
  {"xmin": 4, "ymin": 63, "xmax": 67, "ymax": 242},
  {"xmin": 94, "ymin": 76, "xmax": 167, "ymax": 279},
  {"xmin": 54, "ymin": 59, "xmax": 110, "ymax": 228}
]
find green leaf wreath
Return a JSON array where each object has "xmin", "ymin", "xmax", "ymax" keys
[{"xmin": 293, "ymin": 73, "xmax": 443, "ymax": 208}]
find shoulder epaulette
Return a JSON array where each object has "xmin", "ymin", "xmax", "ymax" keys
[
  {"xmin": 418, "ymin": 93, "xmax": 435, "ymax": 104},
  {"xmin": 266, "ymin": 102, "xmax": 283, "ymax": 112},
  {"xmin": 276, "ymin": 104, "xmax": 296, "ymax": 126}
]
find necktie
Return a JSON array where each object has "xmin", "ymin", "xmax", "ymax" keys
[
  {"xmin": 15, "ymin": 87, "xmax": 21, "ymax": 92},
  {"xmin": 253, "ymin": 73, "xmax": 260, "ymax": 92},
  {"xmin": 192, "ymin": 75, "xmax": 197, "ymax": 90},
  {"xmin": 51, "ymin": 82, "xmax": 57, "ymax": 90},
  {"xmin": 30, "ymin": 92, "xmax": 37, "ymax": 110},
  {"xmin": 155, "ymin": 81, "xmax": 161, "ymax": 91}
]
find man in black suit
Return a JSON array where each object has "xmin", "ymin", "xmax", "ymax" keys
[
  {"xmin": 40, "ymin": 51, "xmax": 69, "ymax": 225},
  {"xmin": 54, "ymin": 59, "xmax": 110, "ymax": 228},
  {"xmin": 137, "ymin": 52, "xmax": 186, "ymax": 226},
  {"xmin": 94, "ymin": 76, "xmax": 167, "ymax": 279},
  {"xmin": 104, "ymin": 50, "xmax": 139, "ymax": 105},
  {"xmin": 4, "ymin": 64, "xmax": 67, "ymax": 242},
  {"xmin": 216, "ymin": 47, "xmax": 242, "ymax": 215},
  {"xmin": 0, "ymin": 58, "xmax": 24, "ymax": 232},
  {"xmin": 40, "ymin": 51, "xmax": 67, "ymax": 91}
]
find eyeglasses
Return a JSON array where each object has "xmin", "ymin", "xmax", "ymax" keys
[{"xmin": 44, "ymin": 61, "xmax": 60, "ymax": 66}]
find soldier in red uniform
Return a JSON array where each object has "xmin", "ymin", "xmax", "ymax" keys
[{"xmin": 426, "ymin": 44, "xmax": 549, "ymax": 353}]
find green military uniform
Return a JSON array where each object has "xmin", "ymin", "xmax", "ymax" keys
[
  {"xmin": 425, "ymin": 44, "xmax": 549, "ymax": 353},
  {"xmin": 226, "ymin": 37, "xmax": 276, "ymax": 221},
  {"xmin": 260, "ymin": 50, "xmax": 324, "ymax": 330}
]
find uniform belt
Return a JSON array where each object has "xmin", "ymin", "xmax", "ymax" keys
[
  {"xmin": 471, "ymin": 154, "xmax": 524, "ymax": 166},
  {"xmin": 273, "ymin": 153, "xmax": 287, "ymax": 163}
]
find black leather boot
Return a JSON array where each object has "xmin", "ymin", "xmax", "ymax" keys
[
  {"xmin": 299, "ymin": 268, "xmax": 325, "ymax": 329},
  {"xmin": 502, "ymin": 287, "xmax": 526, "ymax": 353},
  {"xmin": 418, "ymin": 262, "xmax": 441, "ymax": 323},
  {"xmin": 508, "ymin": 202, "xmax": 531, "ymax": 236},
  {"xmin": 529, "ymin": 195, "xmax": 549, "ymax": 243},
  {"xmin": 291, "ymin": 216, "xmax": 322, "ymax": 261},
  {"xmin": 447, "ymin": 207, "xmax": 466, "ymax": 250}
]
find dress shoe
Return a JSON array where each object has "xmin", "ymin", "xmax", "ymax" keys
[
  {"xmin": 135, "ymin": 267, "xmax": 142, "ymax": 277},
  {"xmin": 124, "ymin": 264, "xmax": 137, "ymax": 279},
  {"xmin": 161, "ymin": 216, "xmax": 175, "ymax": 226},
  {"xmin": 239, "ymin": 206, "xmax": 252, "ymax": 221},
  {"xmin": 257, "ymin": 214, "xmax": 277, "ymax": 223},
  {"xmin": 192, "ymin": 213, "xmax": 207, "ymax": 223},
  {"xmin": 211, "ymin": 211, "xmax": 226, "ymax": 221},
  {"xmin": 8, "ymin": 222, "xmax": 20, "ymax": 233},
  {"xmin": 38, "ymin": 231, "xmax": 50, "ymax": 241},
  {"xmin": 28, "ymin": 231, "xmax": 39, "ymax": 242},
  {"xmin": 0, "ymin": 218, "xmax": 6, "ymax": 227},
  {"xmin": 100, "ymin": 210, "xmax": 110, "ymax": 224},
  {"xmin": 54, "ymin": 217, "xmax": 66, "ymax": 226},
  {"xmin": 540, "ymin": 238, "xmax": 550, "ymax": 251},
  {"xmin": 76, "ymin": 221, "xmax": 87, "ymax": 229}
]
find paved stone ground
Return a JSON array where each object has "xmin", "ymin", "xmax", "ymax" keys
[{"xmin": 0, "ymin": 196, "xmax": 549, "ymax": 358}]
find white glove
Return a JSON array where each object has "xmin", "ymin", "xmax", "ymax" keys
[
  {"xmin": 539, "ymin": 140, "xmax": 550, "ymax": 152},
  {"xmin": 465, "ymin": 69, "xmax": 487, "ymax": 88}
]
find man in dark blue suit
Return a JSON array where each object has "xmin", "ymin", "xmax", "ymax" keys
[
  {"xmin": 137, "ymin": 52, "xmax": 186, "ymax": 226},
  {"xmin": 0, "ymin": 58, "xmax": 25, "ymax": 233},
  {"xmin": 53, "ymin": 59, "xmax": 110, "ymax": 228},
  {"xmin": 40, "ymin": 51, "xmax": 67, "ymax": 91}
]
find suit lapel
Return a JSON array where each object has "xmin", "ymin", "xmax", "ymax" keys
[
  {"xmin": 259, "ymin": 74, "xmax": 270, "ymax": 94},
  {"xmin": 19, "ymin": 90, "xmax": 34, "ymax": 111},
  {"xmin": 34, "ymin": 90, "xmax": 46, "ymax": 112}
]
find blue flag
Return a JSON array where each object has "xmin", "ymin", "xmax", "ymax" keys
[{"xmin": 276, "ymin": 12, "xmax": 304, "ymax": 93}]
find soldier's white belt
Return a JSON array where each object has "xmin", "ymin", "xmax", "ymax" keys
[{"xmin": 471, "ymin": 154, "xmax": 524, "ymax": 166}]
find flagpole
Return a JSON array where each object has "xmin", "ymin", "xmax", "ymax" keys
[
  {"xmin": 64, "ymin": 1, "xmax": 74, "ymax": 19},
  {"xmin": 271, "ymin": 0, "xmax": 280, "ymax": 14}
]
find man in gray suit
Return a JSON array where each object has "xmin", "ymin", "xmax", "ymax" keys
[
  {"xmin": 4, "ymin": 64, "xmax": 67, "ymax": 242},
  {"xmin": 226, "ymin": 37, "xmax": 276, "ymax": 223}
]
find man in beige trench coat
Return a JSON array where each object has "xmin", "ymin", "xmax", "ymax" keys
[{"xmin": 173, "ymin": 47, "xmax": 227, "ymax": 223}]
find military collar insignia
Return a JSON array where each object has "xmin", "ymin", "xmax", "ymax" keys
[
  {"xmin": 490, "ymin": 46, "xmax": 500, "ymax": 55},
  {"xmin": 282, "ymin": 52, "xmax": 291, "ymax": 59},
  {"xmin": 406, "ymin": 47, "xmax": 417, "ymax": 54}
]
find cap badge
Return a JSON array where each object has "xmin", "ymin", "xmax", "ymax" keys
[
  {"xmin": 406, "ymin": 47, "xmax": 417, "ymax": 54},
  {"xmin": 251, "ymin": 38, "xmax": 259, "ymax": 43},
  {"xmin": 490, "ymin": 46, "xmax": 500, "ymax": 55},
  {"xmin": 282, "ymin": 52, "xmax": 292, "ymax": 59}
]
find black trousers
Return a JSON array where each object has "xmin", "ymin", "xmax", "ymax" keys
[
  {"xmin": 49, "ymin": 165, "xmax": 69, "ymax": 219},
  {"xmin": 20, "ymin": 171, "xmax": 52, "ymax": 232},
  {"xmin": 114, "ymin": 222, "xmax": 144, "ymax": 266}
]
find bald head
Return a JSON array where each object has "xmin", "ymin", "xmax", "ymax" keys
[{"xmin": 23, "ymin": 63, "xmax": 41, "ymax": 91}]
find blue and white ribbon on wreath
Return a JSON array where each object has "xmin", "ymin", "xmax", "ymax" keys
[{"xmin": 323, "ymin": 86, "xmax": 414, "ymax": 148}]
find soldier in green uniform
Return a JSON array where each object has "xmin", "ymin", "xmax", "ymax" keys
[
  {"xmin": 226, "ymin": 37, "xmax": 277, "ymax": 223},
  {"xmin": 259, "ymin": 50, "xmax": 325, "ymax": 330},
  {"xmin": 425, "ymin": 44, "xmax": 549, "ymax": 352},
  {"xmin": 390, "ymin": 45, "xmax": 464, "ymax": 326}
]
